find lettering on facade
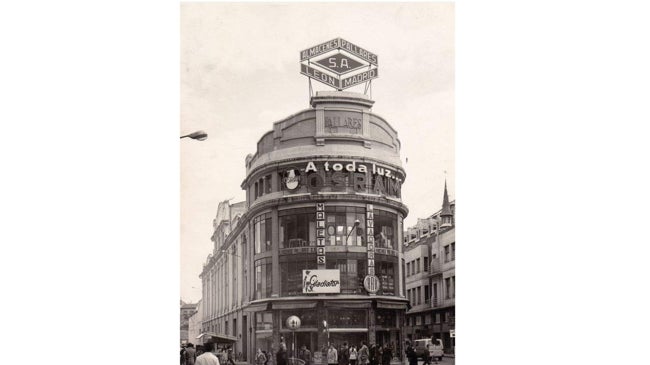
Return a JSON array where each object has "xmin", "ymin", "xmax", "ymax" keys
[
  {"xmin": 282, "ymin": 160, "xmax": 402, "ymax": 198},
  {"xmin": 325, "ymin": 115, "xmax": 362, "ymax": 134}
]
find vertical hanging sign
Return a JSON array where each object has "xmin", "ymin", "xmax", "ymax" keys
[
  {"xmin": 364, "ymin": 204, "xmax": 380, "ymax": 294},
  {"xmin": 316, "ymin": 203, "xmax": 326, "ymax": 267}
]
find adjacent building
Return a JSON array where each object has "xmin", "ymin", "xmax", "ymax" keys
[
  {"xmin": 181, "ymin": 300, "xmax": 199, "ymax": 345},
  {"xmin": 199, "ymin": 91, "xmax": 410, "ymax": 363},
  {"xmin": 403, "ymin": 183, "xmax": 455, "ymax": 353}
]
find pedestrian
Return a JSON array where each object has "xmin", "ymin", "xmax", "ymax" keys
[
  {"xmin": 226, "ymin": 348, "xmax": 236, "ymax": 365},
  {"xmin": 369, "ymin": 344, "xmax": 378, "ymax": 365},
  {"xmin": 255, "ymin": 350, "xmax": 265, "ymax": 365},
  {"xmin": 349, "ymin": 346, "xmax": 358, "ymax": 365},
  {"xmin": 358, "ymin": 342, "xmax": 369, "ymax": 365},
  {"xmin": 422, "ymin": 343, "xmax": 431, "ymax": 365},
  {"xmin": 277, "ymin": 338, "xmax": 288, "ymax": 365},
  {"xmin": 339, "ymin": 342, "xmax": 350, "ymax": 365},
  {"xmin": 405, "ymin": 342, "xmax": 417, "ymax": 365},
  {"xmin": 327, "ymin": 344, "xmax": 338, "ymax": 365},
  {"xmin": 185, "ymin": 343, "xmax": 197, "ymax": 365},
  {"xmin": 182, "ymin": 344, "xmax": 188, "ymax": 365},
  {"xmin": 262, "ymin": 351, "xmax": 270, "ymax": 365},
  {"xmin": 381, "ymin": 345, "xmax": 391, "ymax": 365},
  {"xmin": 300, "ymin": 345, "xmax": 312, "ymax": 365},
  {"xmin": 196, "ymin": 342, "xmax": 221, "ymax": 365}
]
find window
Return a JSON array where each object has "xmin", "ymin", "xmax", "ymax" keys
[
  {"xmin": 325, "ymin": 206, "xmax": 366, "ymax": 246},
  {"xmin": 254, "ymin": 213, "xmax": 272, "ymax": 254},
  {"xmin": 424, "ymin": 257, "xmax": 429, "ymax": 272},
  {"xmin": 374, "ymin": 210, "xmax": 397, "ymax": 249},
  {"xmin": 435, "ymin": 313, "xmax": 441, "ymax": 324},
  {"xmin": 445, "ymin": 277, "xmax": 451, "ymax": 299},
  {"xmin": 406, "ymin": 289, "xmax": 411, "ymax": 305},
  {"xmin": 451, "ymin": 242, "xmax": 455, "ymax": 261},
  {"xmin": 417, "ymin": 286, "xmax": 421, "ymax": 305},
  {"xmin": 327, "ymin": 259, "xmax": 367, "ymax": 294},
  {"xmin": 279, "ymin": 208, "xmax": 316, "ymax": 248},
  {"xmin": 376, "ymin": 260, "xmax": 396, "ymax": 295},
  {"xmin": 280, "ymin": 258, "xmax": 312, "ymax": 296},
  {"xmin": 376, "ymin": 309, "xmax": 396, "ymax": 327},
  {"xmin": 416, "ymin": 258, "xmax": 421, "ymax": 274},
  {"xmin": 432, "ymin": 283, "xmax": 438, "ymax": 305},
  {"xmin": 264, "ymin": 174, "xmax": 272, "ymax": 194},
  {"xmin": 444, "ymin": 245, "xmax": 450, "ymax": 262},
  {"xmin": 451, "ymin": 276, "xmax": 455, "ymax": 298},
  {"xmin": 406, "ymin": 262, "xmax": 410, "ymax": 277},
  {"xmin": 255, "ymin": 258, "xmax": 272, "ymax": 299},
  {"xmin": 256, "ymin": 312, "xmax": 273, "ymax": 330},
  {"xmin": 328, "ymin": 309, "xmax": 367, "ymax": 328},
  {"xmin": 254, "ymin": 182, "xmax": 259, "ymax": 199},
  {"xmin": 411, "ymin": 261, "xmax": 415, "ymax": 276},
  {"xmin": 424, "ymin": 285, "xmax": 430, "ymax": 304}
]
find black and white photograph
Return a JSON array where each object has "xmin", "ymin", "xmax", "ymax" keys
[
  {"xmin": 6, "ymin": 2, "xmax": 650, "ymax": 365},
  {"xmin": 180, "ymin": 3, "xmax": 454, "ymax": 365}
]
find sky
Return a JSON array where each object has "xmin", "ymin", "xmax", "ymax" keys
[{"xmin": 180, "ymin": 2, "xmax": 454, "ymax": 303}]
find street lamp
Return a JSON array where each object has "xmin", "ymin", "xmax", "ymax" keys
[
  {"xmin": 345, "ymin": 219, "xmax": 361, "ymax": 243},
  {"xmin": 180, "ymin": 130, "xmax": 208, "ymax": 141}
]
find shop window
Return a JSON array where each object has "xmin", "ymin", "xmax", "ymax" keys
[
  {"xmin": 281, "ymin": 309, "xmax": 318, "ymax": 329},
  {"xmin": 328, "ymin": 308, "xmax": 367, "ymax": 328},
  {"xmin": 254, "ymin": 213, "xmax": 272, "ymax": 254},
  {"xmin": 374, "ymin": 210, "xmax": 397, "ymax": 249},
  {"xmin": 279, "ymin": 208, "xmax": 316, "ymax": 248},
  {"xmin": 255, "ymin": 258, "xmax": 273, "ymax": 299},
  {"xmin": 375, "ymin": 309, "xmax": 396, "ymax": 328},
  {"xmin": 325, "ymin": 206, "xmax": 366, "ymax": 246}
]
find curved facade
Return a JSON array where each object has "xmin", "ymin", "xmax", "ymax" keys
[{"xmin": 200, "ymin": 91, "xmax": 409, "ymax": 363}]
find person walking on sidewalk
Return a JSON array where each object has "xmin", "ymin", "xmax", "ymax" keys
[
  {"xmin": 405, "ymin": 342, "xmax": 417, "ymax": 365},
  {"xmin": 349, "ymin": 346, "xmax": 358, "ymax": 365},
  {"xmin": 196, "ymin": 342, "xmax": 221, "ymax": 365},
  {"xmin": 327, "ymin": 344, "xmax": 338, "ymax": 365}
]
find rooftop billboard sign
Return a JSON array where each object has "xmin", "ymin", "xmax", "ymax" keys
[{"xmin": 300, "ymin": 37, "xmax": 378, "ymax": 91}]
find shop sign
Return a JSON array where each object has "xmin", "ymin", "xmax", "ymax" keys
[
  {"xmin": 450, "ymin": 329, "xmax": 455, "ymax": 338},
  {"xmin": 303, "ymin": 270, "xmax": 340, "ymax": 293},
  {"xmin": 300, "ymin": 38, "xmax": 378, "ymax": 90},
  {"xmin": 363, "ymin": 275, "xmax": 381, "ymax": 294}
]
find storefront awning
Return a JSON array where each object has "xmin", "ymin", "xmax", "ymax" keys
[
  {"xmin": 325, "ymin": 300, "xmax": 371, "ymax": 309},
  {"xmin": 196, "ymin": 332, "xmax": 238, "ymax": 344},
  {"xmin": 377, "ymin": 300, "xmax": 409, "ymax": 310},
  {"xmin": 272, "ymin": 301, "xmax": 318, "ymax": 310},
  {"xmin": 244, "ymin": 302, "xmax": 270, "ymax": 312}
]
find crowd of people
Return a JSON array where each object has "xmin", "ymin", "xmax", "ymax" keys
[{"xmin": 186, "ymin": 337, "xmax": 443, "ymax": 365}]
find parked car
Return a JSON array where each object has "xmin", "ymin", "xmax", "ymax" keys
[
  {"xmin": 414, "ymin": 339, "xmax": 432, "ymax": 359},
  {"xmin": 428, "ymin": 339, "xmax": 444, "ymax": 362}
]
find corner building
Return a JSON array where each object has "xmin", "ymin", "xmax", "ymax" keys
[{"xmin": 200, "ymin": 91, "xmax": 409, "ymax": 363}]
